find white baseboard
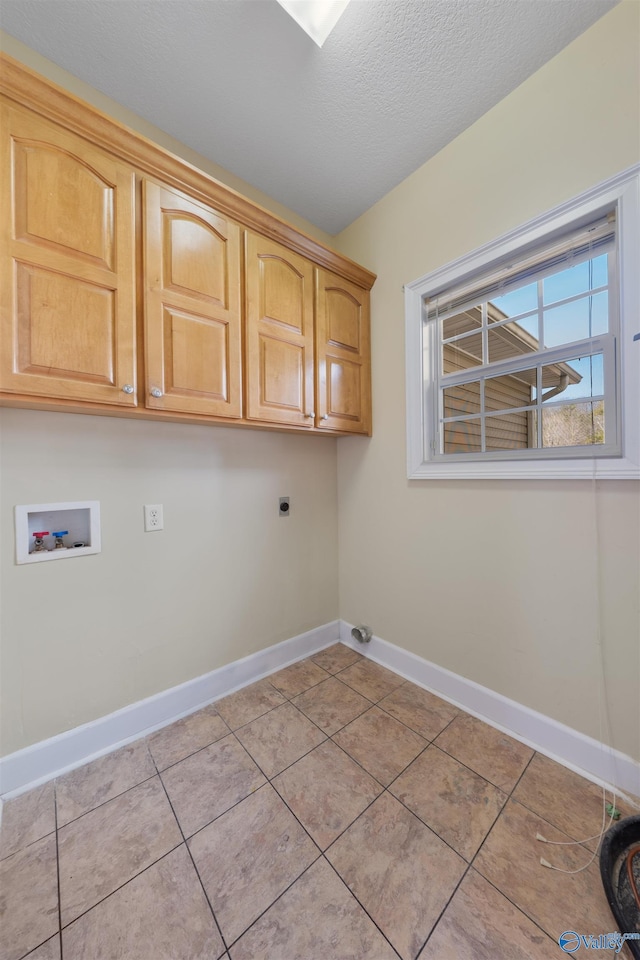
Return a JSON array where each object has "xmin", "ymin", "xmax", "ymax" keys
[
  {"xmin": 3, "ymin": 618, "xmax": 638, "ymax": 805},
  {"xmin": 0, "ymin": 620, "xmax": 340, "ymax": 799},
  {"xmin": 340, "ymin": 621, "xmax": 640, "ymax": 801}
]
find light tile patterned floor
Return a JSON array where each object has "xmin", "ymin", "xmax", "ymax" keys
[{"xmin": 0, "ymin": 643, "xmax": 637, "ymax": 960}]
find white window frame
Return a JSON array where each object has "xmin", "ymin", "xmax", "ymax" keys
[{"xmin": 405, "ymin": 166, "xmax": 640, "ymax": 480}]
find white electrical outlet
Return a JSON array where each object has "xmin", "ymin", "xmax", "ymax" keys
[{"xmin": 144, "ymin": 504, "xmax": 164, "ymax": 531}]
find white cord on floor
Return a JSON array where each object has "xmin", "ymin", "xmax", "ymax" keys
[{"xmin": 536, "ymin": 448, "xmax": 622, "ymax": 876}]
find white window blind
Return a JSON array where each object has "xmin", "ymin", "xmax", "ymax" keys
[{"xmin": 425, "ymin": 213, "xmax": 615, "ymax": 323}]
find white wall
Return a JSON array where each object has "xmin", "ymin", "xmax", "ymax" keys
[
  {"xmin": 0, "ymin": 411, "xmax": 338, "ymax": 755},
  {"xmin": 335, "ymin": 2, "xmax": 640, "ymax": 763},
  {"xmin": 0, "ymin": 38, "xmax": 339, "ymax": 756}
]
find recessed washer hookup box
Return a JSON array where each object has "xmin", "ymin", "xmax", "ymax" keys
[{"xmin": 14, "ymin": 501, "xmax": 101, "ymax": 564}]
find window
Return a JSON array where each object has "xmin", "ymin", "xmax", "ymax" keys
[
  {"xmin": 435, "ymin": 220, "xmax": 617, "ymax": 459},
  {"xmin": 405, "ymin": 167, "xmax": 640, "ymax": 479}
]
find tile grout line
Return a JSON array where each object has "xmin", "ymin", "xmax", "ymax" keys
[
  {"xmin": 14, "ymin": 698, "xmax": 251, "ymax": 829},
  {"xmin": 151, "ymin": 752, "xmax": 230, "ymax": 960},
  {"xmin": 54, "ymin": 740, "xmax": 163, "ymax": 830},
  {"xmin": 415, "ymin": 751, "xmax": 541, "ymax": 958},
  {"xmin": 469, "ymin": 749, "xmax": 536, "ymax": 868},
  {"xmin": 158, "ymin": 714, "xmax": 336, "ymax": 847},
  {"xmin": 153, "ymin": 729, "xmax": 234, "ymax": 774},
  {"xmin": 264, "ymin": 650, "xmax": 361, "ymax": 700},
  {"xmin": 309, "ymin": 647, "xmax": 364, "ymax": 669},
  {"xmin": 16, "ymin": 803, "xmax": 64, "ymax": 960},
  {"xmin": 55, "ymin": 768, "xmax": 159, "ymax": 831},
  {"xmin": 239, "ymin": 715, "xmax": 589, "ymax": 960},
  {"xmin": 223, "ymin": 853, "xmax": 324, "ymax": 953},
  {"xmin": 270, "ymin": 673, "xmax": 497, "ymax": 873},
  {"xmin": 414, "ymin": 867, "xmax": 469, "ymax": 960},
  {"xmin": 5, "ymin": 654, "xmax": 405, "ymax": 834},
  {"xmin": 0, "ymin": 827, "xmax": 57, "ymax": 864},
  {"xmin": 57, "ymin": 693, "xmax": 598, "ymax": 877},
  {"xmin": 172, "ymin": 661, "xmax": 517, "ymax": 813},
  {"xmin": 328, "ymin": 661, "xmax": 629, "ymax": 850},
  {"xmin": 323, "ymin": 737, "xmax": 391, "ymax": 792},
  {"xmin": 215, "ymin": 667, "xmax": 361, "ymax": 732},
  {"xmin": 228, "ymin": 653, "xmax": 435, "ymax": 958},
  {"xmin": 27, "ymin": 654, "xmax": 389, "ymax": 846},
  {"xmin": 463, "ymin": 751, "xmax": 564, "ymax": 950},
  {"xmin": 204, "ymin": 735, "xmax": 332, "ymax": 951},
  {"xmin": 420, "ymin": 738, "xmax": 514, "ymax": 794},
  {"xmin": 503, "ymin": 750, "xmax": 616, "ymax": 853},
  {"xmin": 229, "ymin": 735, "xmax": 325, "ymax": 848},
  {"xmin": 219, "ymin": 687, "xmax": 425, "ymax": 958},
  {"xmin": 281, "ymin": 670, "xmax": 432, "ymax": 774},
  {"xmin": 207, "ymin": 764, "xmax": 401, "ymax": 960},
  {"xmin": 219, "ymin": 698, "xmax": 289, "ymax": 734},
  {"xmin": 247, "ymin": 697, "xmax": 392, "ymax": 790},
  {"xmin": 12, "ymin": 656, "xmax": 608, "ymax": 960},
  {"xmin": 177, "ymin": 717, "xmax": 390, "ymax": 852},
  {"xmin": 320, "ymin": 790, "xmax": 383, "ymax": 855},
  {"xmin": 54, "ymin": 747, "xmax": 205, "ymax": 938},
  {"xmin": 231, "ymin": 695, "xmax": 458, "ymax": 870},
  {"xmin": 376, "ymin": 706, "xmax": 546, "ymax": 864},
  {"xmin": 55, "ymin": 721, "xmax": 243, "ymax": 832},
  {"xmin": 320, "ymin": 852, "xmax": 404, "ymax": 960},
  {"xmin": 267, "ymin": 676, "xmax": 331, "ymax": 701},
  {"xmin": 54, "ymin": 781, "xmax": 63, "ymax": 960},
  {"xmin": 233, "ymin": 720, "xmax": 328, "ymax": 781},
  {"xmin": 180, "ymin": 780, "xmax": 268, "ymax": 846},
  {"xmin": 55, "ymin": 840, "xmax": 185, "ymax": 935},
  {"xmin": 375, "ymin": 701, "xmax": 455, "ymax": 742},
  {"xmin": 242, "ymin": 688, "xmax": 480, "ymax": 960}
]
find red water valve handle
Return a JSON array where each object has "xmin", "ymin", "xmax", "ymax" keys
[{"xmin": 33, "ymin": 531, "xmax": 50, "ymax": 537}]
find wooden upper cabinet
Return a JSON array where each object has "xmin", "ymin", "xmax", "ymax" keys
[
  {"xmin": 142, "ymin": 181, "xmax": 242, "ymax": 417},
  {"xmin": 315, "ymin": 269, "xmax": 371, "ymax": 435},
  {"xmin": 244, "ymin": 232, "xmax": 315, "ymax": 427},
  {"xmin": 0, "ymin": 56, "xmax": 376, "ymax": 433},
  {"xmin": 0, "ymin": 103, "xmax": 137, "ymax": 405}
]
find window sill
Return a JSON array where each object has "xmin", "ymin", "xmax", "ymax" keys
[{"xmin": 408, "ymin": 457, "xmax": 640, "ymax": 481}]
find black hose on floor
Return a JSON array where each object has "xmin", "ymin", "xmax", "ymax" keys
[{"xmin": 600, "ymin": 815, "xmax": 640, "ymax": 959}]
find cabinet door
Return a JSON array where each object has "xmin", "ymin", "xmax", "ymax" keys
[
  {"xmin": 244, "ymin": 232, "xmax": 315, "ymax": 427},
  {"xmin": 143, "ymin": 181, "xmax": 242, "ymax": 417},
  {"xmin": 0, "ymin": 103, "xmax": 137, "ymax": 405},
  {"xmin": 315, "ymin": 269, "xmax": 371, "ymax": 435}
]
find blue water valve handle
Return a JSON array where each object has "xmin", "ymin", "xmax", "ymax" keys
[
  {"xmin": 633, "ymin": 332, "xmax": 640, "ymax": 341},
  {"xmin": 52, "ymin": 530, "xmax": 69, "ymax": 548}
]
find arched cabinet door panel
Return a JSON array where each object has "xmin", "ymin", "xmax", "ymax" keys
[
  {"xmin": 244, "ymin": 231, "xmax": 314, "ymax": 427},
  {"xmin": 143, "ymin": 181, "xmax": 242, "ymax": 418},
  {"xmin": 315, "ymin": 269, "xmax": 371, "ymax": 435},
  {"xmin": 0, "ymin": 103, "xmax": 137, "ymax": 405}
]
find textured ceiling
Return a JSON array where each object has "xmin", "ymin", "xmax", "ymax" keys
[{"xmin": 0, "ymin": 0, "xmax": 618, "ymax": 234}]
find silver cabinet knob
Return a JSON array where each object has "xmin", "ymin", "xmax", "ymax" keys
[
  {"xmin": 150, "ymin": 387, "xmax": 163, "ymax": 399},
  {"xmin": 122, "ymin": 384, "xmax": 134, "ymax": 394},
  {"xmin": 321, "ymin": 414, "xmax": 329, "ymax": 420},
  {"xmin": 306, "ymin": 412, "xmax": 316, "ymax": 419}
]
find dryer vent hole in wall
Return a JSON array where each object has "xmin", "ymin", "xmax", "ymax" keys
[
  {"xmin": 279, "ymin": 497, "xmax": 290, "ymax": 517},
  {"xmin": 352, "ymin": 625, "xmax": 372, "ymax": 644}
]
